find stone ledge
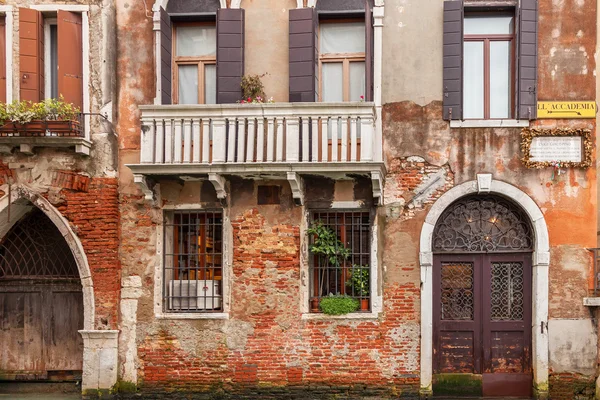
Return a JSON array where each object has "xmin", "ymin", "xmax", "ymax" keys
[{"xmin": 583, "ymin": 297, "xmax": 600, "ymax": 306}]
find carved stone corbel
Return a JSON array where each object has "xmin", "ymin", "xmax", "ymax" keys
[
  {"xmin": 133, "ymin": 174, "xmax": 155, "ymax": 201},
  {"xmin": 477, "ymin": 173, "xmax": 492, "ymax": 194},
  {"xmin": 208, "ymin": 173, "xmax": 227, "ymax": 203},
  {"xmin": 371, "ymin": 170, "xmax": 383, "ymax": 205},
  {"xmin": 287, "ymin": 172, "xmax": 304, "ymax": 206}
]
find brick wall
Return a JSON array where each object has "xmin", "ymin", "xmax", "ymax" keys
[{"xmin": 549, "ymin": 372, "xmax": 595, "ymax": 400}]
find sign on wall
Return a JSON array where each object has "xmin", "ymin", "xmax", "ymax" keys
[
  {"xmin": 537, "ymin": 101, "xmax": 596, "ymax": 119},
  {"xmin": 521, "ymin": 128, "xmax": 592, "ymax": 169}
]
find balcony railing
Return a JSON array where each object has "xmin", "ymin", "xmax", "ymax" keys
[{"xmin": 138, "ymin": 102, "xmax": 382, "ymax": 167}]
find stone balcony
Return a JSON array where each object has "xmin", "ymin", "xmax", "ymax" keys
[{"xmin": 127, "ymin": 102, "xmax": 385, "ymax": 204}]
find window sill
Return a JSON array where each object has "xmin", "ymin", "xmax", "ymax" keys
[
  {"xmin": 155, "ymin": 312, "xmax": 229, "ymax": 320},
  {"xmin": 583, "ymin": 297, "xmax": 600, "ymax": 307},
  {"xmin": 450, "ymin": 119, "xmax": 530, "ymax": 128},
  {"xmin": 301, "ymin": 312, "xmax": 380, "ymax": 320}
]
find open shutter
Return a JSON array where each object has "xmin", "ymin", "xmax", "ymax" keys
[
  {"xmin": 442, "ymin": 0, "xmax": 463, "ymax": 120},
  {"xmin": 289, "ymin": 8, "xmax": 317, "ymax": 102},
  {"xmin": 517, "ymin": 0, "xmax": 538, "ymax": 120},
  {"xmin": 365, "ymin": 0, "xmax": 374, "ymax": 102},
  {"xmin": 19, "ymin": 8, "xmax": 44, "ymax": 102},
  {"xmin": 216, "ymin": 8, "xmax": 244, "ymax": 104},
  {"xmin": 0, "ymin": 18, "xmax": 6, "ymax": 103},
  {"xmin": 160, "ymin": 7, "xmax": 172, "ymax": 105},
  {"xmin": 57, "ymin": 11, "xmax": 83, "ymax": 110}
]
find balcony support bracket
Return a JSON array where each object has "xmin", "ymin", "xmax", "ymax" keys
[
  {"xmin": 133, "ymin": 174, "xmax": 156, "ymax": 202},
  {"xmin": 208, "ymin": 173, "xmax": 228, "ymax": 204},
  {"xmin": 287, "ymin": 172, "xmax": 304, "ymax": 206},
  {"xmin": 371, "ymin": 170, "xmax": 383, "ymax": 205}
]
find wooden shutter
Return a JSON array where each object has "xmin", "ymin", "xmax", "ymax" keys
[
  {"xmin": 0, "ymin": 18, "xmax": 6, "ymax": 103},
  {"xmin": 365, "ymin": 0, "xmax": 374, "ymax": 102},
  {"xmin": 19, "ymin": 8, "xmax": 44, "ymax": 103},
  {"xmin": 57, "ymin": 11, "xmax": 83, "ymax": 110},
  {"xmin": 289, "ymin": 8, "xmax": 317, "ymax": 102},
  {"xmin": 442, "ymin": 0, "xmax": 463, "ymax": 120},
  {"xmin": 216, "ymin": 8, "xmax": 245, "ymax": 104},
  {"xmin": 517, "ymin": 0, "xmax": 538, "ymax": 120},
  {"xmin": 160, "ymin": 7, "xmax": 172, "ymax": 105}
]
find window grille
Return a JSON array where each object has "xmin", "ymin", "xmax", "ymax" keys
[
  {"xmin": 309, "ymin": 211, "xmax": 371, "ymax": 311},
  {"xmin": 163, "ymin": 210, "xmax": 223, "ymax": 312}
]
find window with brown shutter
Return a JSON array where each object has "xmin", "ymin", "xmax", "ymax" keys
[
  {"xmin": 0, "ymin": 17, "xmax": 6, "ymax": 103},
  {"xmin": 19, "ymin": 8, "xmax": 44, "ymax": 103},
  {"xmin": 57, "ymin": 11, "xmax": 83, "ymax": 110}
]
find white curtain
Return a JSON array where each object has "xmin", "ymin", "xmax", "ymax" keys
[
  {"xmin": 204, "ymin": 64, "xmax": 217, "ymax": 105},
  {"xmin": 464, "ymin": 15, "xmax": 514, "ymax": 35},
  {"xmin": 320, "ymin": 22, "xmax": 365, "ymax": 54},
  {"xmin": 349, "ymin": 61, "xmax": 365, "ymax": 101},
  {"xmin": 178, "ymin": 65, "xmax": 199, "ymax": 104},
  {"xmin": 463, "ymin": 41, "xmax": 484, "ymax": 119},
  {"xmin": 176, "ymin": 26, "xmax": 217, "ymax": 57},
  {"xmin": 322, "ymin": 63, "xmax": 343, "ymax": 102},
  {"xmin": 490, "ymin": 41, "xmax": 511, "ymax": 119}
]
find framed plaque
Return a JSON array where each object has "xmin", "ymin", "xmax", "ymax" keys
[{"xmin": 521, "ymin": 128, "xmax": 592, "ymax": 168}]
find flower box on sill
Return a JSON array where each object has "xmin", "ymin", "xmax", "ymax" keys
[{"xmin": 0, "ymin": 120, "xmax": 83, "ymax": 138}]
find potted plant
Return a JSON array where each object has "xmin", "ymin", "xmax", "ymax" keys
[
  {"xmin": 0, "ymin": 97, "xmax": 81, "ymax": 137},
  {"xmin": 239, "ymin": 74, "xmax": 274, "ymax": 104},
  {"xmin": 307, "ymin": 221, "xmax": 350, "ymax": 312},
  {"xmin": 319, "ymin": 294, "xmax": 359, "ymax": 315},
  {"xmin": 347, "ymin": 266, "xmax": 370, "ymax": 311}
]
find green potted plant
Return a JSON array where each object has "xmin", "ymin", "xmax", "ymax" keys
[
  {"xmin": 347, "ymin": 266, "xmax": 370, "ymax": 311},
  {"xmin": 319, "ymin": 294, "xmax": 359, "ymax": 315},
  {"xmin": 0, "ymin": 97, "xmax": 81, "ymax": 137},
  {"xmin": 307, "ymin": 221, "xmax": 350, "ymax": 312},
  {"xmin": 238, "ymin": 74, "xmax": 274, "ymax": 104}
]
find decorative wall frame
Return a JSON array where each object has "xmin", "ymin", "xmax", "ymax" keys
[{"xmin": 521, "ymin": 127, "xmax": 593, "ymax": 169}]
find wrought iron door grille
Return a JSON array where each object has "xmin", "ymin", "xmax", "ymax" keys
[
  {"xmin": 0, "ymin": 209, "xmax": 79, "ymax": 279},
  {"xmin": 309, "ymin": 211, "xmax": 371, "ymax": 310},
  {"xmin": 490, "ymin": 262, "xmax": 524, "ymax": 321},
  {"xmin": 440, "ymin": 262, "xmax": 474, "ymax": 320},
  {"xmin": 433, "ymin": 195, "xmax": 533, "ymax": 253},
  {"xmin": 163, "ymin": 210, "xmax": 223, "ymax": 312}
]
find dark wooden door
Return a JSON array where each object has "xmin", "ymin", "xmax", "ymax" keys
[
  {"xmin": 433, "ymin": 253, "xmax": 532, "ymax": 397},
  {"xmin": 0, "ymin": 280, "xmax": 83, "ymax": 381}
]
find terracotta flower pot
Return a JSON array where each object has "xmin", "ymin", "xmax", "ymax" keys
[
  {"xmin": 310, "ymin": 297, "xmax": 320, "ymax": 312},
  {"xmin": 360, "ymin": 298, "xmax": 370, "ymax": 311}
]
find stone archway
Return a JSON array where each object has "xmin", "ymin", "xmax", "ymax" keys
[{"xmin": 419, "ymin": 175, "xmax": 550, "ymax": 399}]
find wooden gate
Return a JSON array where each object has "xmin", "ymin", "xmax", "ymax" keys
[
  {"xmin": 431, "ymin": 195, "xmax": 534, "ymax": 397},
  {"xmin": 0, "ymin": 209, "xmax": 83, "ymax": 381}
]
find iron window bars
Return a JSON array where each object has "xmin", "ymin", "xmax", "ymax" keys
[
  {"xmin": 163, "ymin": 210, "xmax": 223, "ymax": 312},
  {"xmin": 309, "ymin": 210, "xmax": 371, "ymax": 311}
]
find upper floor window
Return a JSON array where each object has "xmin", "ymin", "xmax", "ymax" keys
[
  {"xmin": 319, "ymin": 21, "xmax": 366, "ymax": 102},
  {"xmin": 173, "ymin": 23, "xmax": 217, "ymax": 104},
  {"xmin": 463, "ymin": 14, "xmax": 514, "ymax": 119},
  {"xmin": 163, "ymin": 210, "xmax": 224, "ymax": 313}
]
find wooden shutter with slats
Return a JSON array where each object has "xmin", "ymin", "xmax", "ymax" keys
[
  {"xmin": 288, "ymin": 8, "xmax": 318, "ymax": 102},
  {"xmin": 160, "ymin": 7, "xmax": 172, "ymax": 105},
  {"xmin": 0, "ymin": 18, "xmax": 6, "ymax": 103},
  {"xmin": 19, "ymin": 8, "xmax": 44, "ymax": 103},
  {"xmin": 442, "ymin": 0, "xmax": 463, "ymax": 120},
  {"xmin": 57, "ymin": 11, "xmax": 83, "ymax": 110},
  {"xmin": 517, "ymin": 0, "xmax": 538, "ymax": 120},
  {"xmin": 216, "ymin": 8, "xmax": 244, "ymax": 104}
]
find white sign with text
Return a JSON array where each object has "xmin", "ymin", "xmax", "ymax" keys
[{"xmin": 529, "ymin": 136, "xmax": 583, "ymax": 163}]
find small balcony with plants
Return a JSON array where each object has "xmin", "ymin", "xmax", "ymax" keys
[{"xmin": 0, "ymin": 98, "xmax": 91, "ymax": 155}]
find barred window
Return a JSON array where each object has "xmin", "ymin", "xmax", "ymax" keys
[
  {"xmin": 309, "ymin": 211, "xmax": 371, "ymax": 312},
  {"xmin": 163, "ymin": 211, "xmax": 223, "ymax": 312}
]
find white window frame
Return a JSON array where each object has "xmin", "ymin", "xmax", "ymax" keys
[
  {"xmin": 154, "ymin": 204, "xmax": 231, "ymax": 320},
  {"xmin": 0, "ymin": 7, "xmax": 13, "ymax": 102},
  {"xmin": 30, "ymin": 5, "xmax": 90, "ymax": 140},
  {"xmin": 43, "ymin": 17, "xmax": 57, "ymax": 100},
  {"xmin": 300, "ymin": 202, "xmax": 382, "ymax": 320}
]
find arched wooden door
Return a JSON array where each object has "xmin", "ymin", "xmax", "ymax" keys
[
  {"xmin": 0, "ymin": 209, "xmax": 83, "ymax": 381},
  {"xmin": 432, "ymin": 195, "xmax": 533, "ymax": 397}
]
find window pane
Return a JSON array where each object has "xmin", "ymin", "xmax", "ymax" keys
[
  {"xmin": 320, "ymin": 22, "xmax": 365, "ymax": 54},
  {"xmin": 464, "ymin": 15, "xmax": 514, "ymax": 35},
  {"xmin": 178, "ymin": 65, "xmax": 198, "ymax": 104},
  {"xmin": 349, "ymin": 61, "xmax": 365, "ymax": 101},
  {"xmin": 322, "ymin": 62, "xmax": 343, "ymax": 102},
  {"xmin": 204, "ymin": 64, "xmax": 216, "ymax": 105},
  {"xmin": 50, "ymin": 25, "xmax": 58, "ymax": 99},
  {"xmin": 490, "ymin": 41, "xmax": 512, "ymax": 119},
  {"xmin": 463, "ymin": 41, "xmax": 484, "ymax": 119},
  {"xmin": 176, "ymin": 25, "xmax": 216, "ymax": 57}
]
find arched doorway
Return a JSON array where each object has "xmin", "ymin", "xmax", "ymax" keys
[
  {"xmin": 0, "ymin": 207, "xmax": 84, "ymax": 381},
  {"xmin": 431, "ymin": 194, "xmax": 533, "ymax": 397}
]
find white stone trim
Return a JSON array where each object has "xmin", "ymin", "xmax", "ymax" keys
[
  {"xmin": 450, "ymin": 119, "xmax": 530, "ymax": 128},
  {"xmin": 154, "ymin": 207, "xmax": 232, "ymax": 319},
  {"xmin": 0, "ymin": 7, "xmax": 13, "ymax": 102},
  {"xmin": 30, "ymin": 5, "xmax": 90, "ymax": 12},
  {"xmin": 419, "ymin": 177, "xmax": 549, "ymax": 397},
  {"xmin": 79, "ymin": 330, "xmax": 119, "ymax": 392},
  {"xmin": 0, "ymin": 185, "xmax": 95, "ymax": 330}
]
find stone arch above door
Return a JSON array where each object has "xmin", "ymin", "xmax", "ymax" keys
[
  {"xmin": 418, "ymin": 175, "xmax": 550, "ymax": 399},
  {"xmin": 0, "ymin": 185, "xmax": 95, "ymax": 330}
]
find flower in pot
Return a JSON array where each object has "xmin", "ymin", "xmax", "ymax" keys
[
  {"xmin": 319, "ymin": 294, "xmax": 359, "ymax": 315},
  {"xmin": 0, "ymin": 97, "xmax": 81, "ymax": 137},
  {"xmin": 347, "ymin": 266, "xmax": 370, "ymax": 311},
  {"xmin": 307, "ymin": 221, "xmax": 350, "ymax": 311}
]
